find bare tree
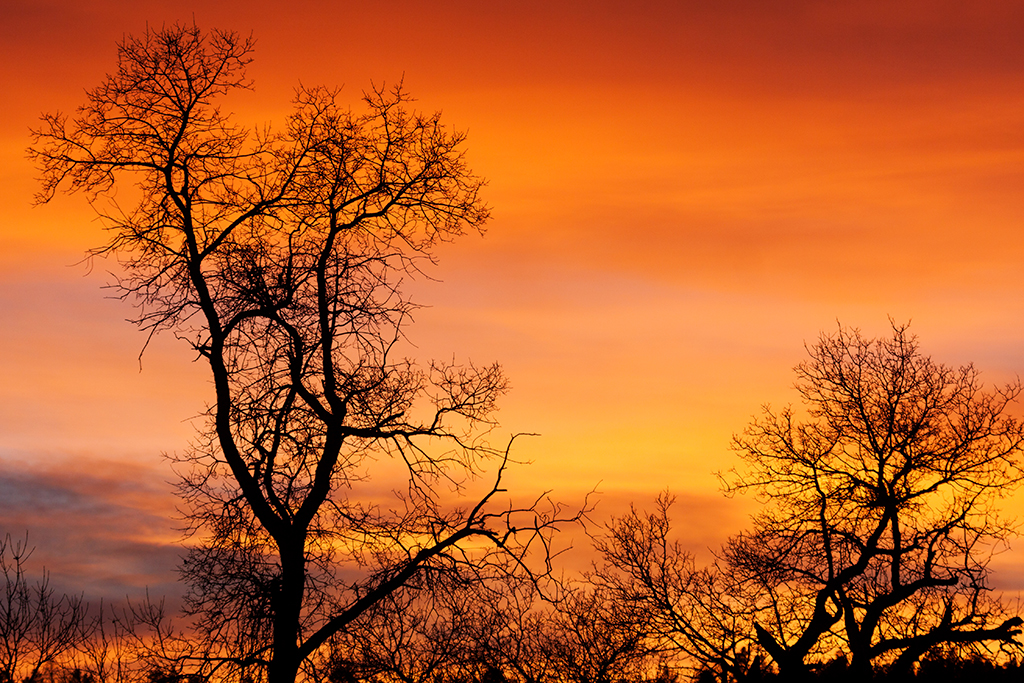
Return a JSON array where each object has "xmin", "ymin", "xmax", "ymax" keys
[
  {"xmin": 314, "ymin": 574, "xmax": 485, "ymax": 683},
  {"xmin": 30, "ymin": 24, "xmax": 576, "ymax": 683},
  {"xmin": 459, "ymin": 577, "xmax": 558, "ymax": 683},
  {"xmin": 542, "ymin": 585, "xmax": 653, "ymax": 683},
  {"xmin": 591, "ymin": 496, "xmax": 760, "ymax": 683},
  {"xmin": 456, "ymin": 576, "xmax": 652, "ymax": 683},
  {"xmin": 0, "ymin": 535, "xmax": 92, "ymax": 683},
  {"xmin": 723, "ymin": 323, "xmax": 1024, "ymax": 679},
  {"xmin": 71, "ymin": 602, "xmax": 135, "ymax": 683}
]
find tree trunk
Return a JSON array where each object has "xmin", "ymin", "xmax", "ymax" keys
[
  {"xmin": 269, "ymin": 538, "xmax": 306, "ymax": 683},
  {"xmin": 753, "ymin": 623, "xmax": 810, "ymax": 682}
]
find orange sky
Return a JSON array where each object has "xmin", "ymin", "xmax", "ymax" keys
[{"xmin": 4, "ymin": 0, "xmax": 1024, "ymax": 599}]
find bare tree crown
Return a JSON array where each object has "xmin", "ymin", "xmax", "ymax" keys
[
  {"xmin": 723, "ymin": 323, "xmax": 1024, "ymax": 677},
  {"xmin": 29, "ymin": 24, "xmax": 574, "ymax": 683}
]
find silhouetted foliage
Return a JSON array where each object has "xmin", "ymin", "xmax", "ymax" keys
[
  {"xmin": 30, "ymin": 23, "xmax": 579, "ymax": 683},
  {"xmin": 907, "ymin": 647, "xmax": 1023, "ymax": 682},
  {"xmin": 143, "ymin": 668, "xmax": 206, "ymax": 683},
  {"xmin": 685, "ymin": 647, "xmax": 1024, "ymax": 682}
]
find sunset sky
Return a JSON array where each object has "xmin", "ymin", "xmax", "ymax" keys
[{"xmin": 4, "ymin": 0, "xmax": 1024, "ymax": 602}]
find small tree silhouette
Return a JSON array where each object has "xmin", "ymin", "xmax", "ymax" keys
[
  {"xmin": 0, "ymin": 535, "xmax": 90, "ymax": 683},
  {"xmin": 592, "ymin": 495, "xmax": 755, "ymax": 683}
]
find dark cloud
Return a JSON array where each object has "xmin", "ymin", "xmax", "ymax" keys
[{"xmin": 0, "ymin": 453, "xmax": 185, "ymax": 605}]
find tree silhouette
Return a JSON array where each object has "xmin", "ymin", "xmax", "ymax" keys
[
  {"xmin": 724, "ymin": 323, "xmax": 1024, "ymax": 679},
  {"xmin": 0, "ymin": 535, "xmax": 91, "ymax": 683},
  {"xmin": 592, "ymin": 324, "xmax": 1024, "ymax": 682},
  {"xmin": 540, "ymin": 585, "xmax": 653, "ymax": 683},
  {"xmin": 457, "ymin": 578, "xmax": 653, "ymax": 683},
  {"xmin": 591, "ymin": 495, "xmax": 758, "ymax": 683},
  {"xmin": 30, "ymin": 24, "xmax": 576, "ymax": 683},
  {"xmin": 316, "ymin": 575, "xmax": 484, "ymax": 683}
]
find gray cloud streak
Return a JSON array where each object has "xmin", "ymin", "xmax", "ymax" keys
[{"xmin": 0, "ymin": 452, "xmax": 185, "ymax": 606}]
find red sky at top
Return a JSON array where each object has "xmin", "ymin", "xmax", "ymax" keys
[{"xmin": 3, "ymin": 0, "xmax": 1024, "ymax": 599}]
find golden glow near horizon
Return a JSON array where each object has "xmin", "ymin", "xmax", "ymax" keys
[{"xmin": 3, "ymin": 1, "xmax": 1024, "ymax": 597}]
